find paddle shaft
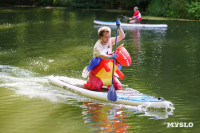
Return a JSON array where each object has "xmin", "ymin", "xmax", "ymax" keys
[
  {"xmin": 111, "ymin": 25, "xmax": 119, "ymax": 84},
  {"xmin": 107, "ymin": 19, "xmax": 120, "ymax": 102}
]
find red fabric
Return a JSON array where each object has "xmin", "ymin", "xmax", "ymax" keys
[
  {"xmin": 113, "ymin": 77, "xmax": 122, "ymax": 90},
  {"xmin": 84, "ymin": 46, "xmax": 131, "ymax": 92},
  {"xmin": 92, "ymin": 59, "xmax": 111, "ymax": 75},
  {"xmin": 116, "ymin": 47, "xmax": 131, "ymax": 67},
  {"xmin": 116, "ymin": 69, "xmax": 124, "ymax": 79},
  {"xmin": 85, "ymin": 71, "xmax": 122, "ymax": 91},
  {"xmin": 103, "ymin": 63, "xmax": 111, "ymax": 72},
  {"xmin": 133, "ymin": 11, "xmax": 142, "ymax": 21},
  {"xmin": 86, "ymin": 71, "xmax": 103, "ymax": 91}
]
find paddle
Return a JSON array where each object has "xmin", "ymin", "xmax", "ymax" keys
[{"xmin": 107, "ymin": 19, "xmax": 120, "ymax": 102}]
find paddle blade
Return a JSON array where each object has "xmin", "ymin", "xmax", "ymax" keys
[{"xmin": 107, "ymin": 84, "xmax": 117, "ymax": 102}]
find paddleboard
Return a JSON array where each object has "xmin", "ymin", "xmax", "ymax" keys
[
  {"xmin": 48, "ymin": 75, "xmax": 173, "ymax": 108},
  {"xmin": 94, "ymin": 20, "xmax": 168, "ymax": 28}
]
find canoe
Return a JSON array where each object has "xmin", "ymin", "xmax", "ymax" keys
[
  {"xmin": 48, "ymin": 75, "xmax": 173, "ymax": 108},
  {"xmin": 94, "ymin": 20, "xmax": 168, "ymax": 28}
]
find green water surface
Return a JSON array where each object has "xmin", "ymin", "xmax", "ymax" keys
[{"xmin": 0, "ymin": 7, "xmax": 200, "ymax": 133}]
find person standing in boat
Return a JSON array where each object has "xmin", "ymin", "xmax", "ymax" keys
[
  {"xmin": 82, "ymin": 26, "xmax": 125, "ymax": 78},
  {"xmin": 129, "ymin": 7, "xmax": 142, "ymax": 24}
]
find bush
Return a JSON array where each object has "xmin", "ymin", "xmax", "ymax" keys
[
  {"xmin": 146, "ymin": 0, "xmax": 200, "ymax": 20},
  {"xmin": 187, "ymin": 2, "xmax": 200, "ymax": 20}
]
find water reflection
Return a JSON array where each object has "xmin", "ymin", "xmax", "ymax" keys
[
  {"xmin": 82, "ymin": 102, "xmax": 174, "ymax": 132},
  {"xmin": 82, "ymin": 102, "xmax": 129, "ymax": 132},
  {"xmin": 0, "ymin": 64, "xmax": 175, "ymax": 133},
  {"xmin": 131, "ymin": 28, "xmax": 141, "ymax": 57}
]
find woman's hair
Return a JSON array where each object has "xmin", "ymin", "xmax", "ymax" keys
[
  {"xmin": 98, "ymin": 26, "xmax": 111, "ymax": 37},
  {"xmin": 134, "ymin": 7, "xmax": 139, "ymax": 11}
]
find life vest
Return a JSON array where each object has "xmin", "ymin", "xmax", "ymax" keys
[{"xmin": 133, "ymin": 11, "xmax": 142, "ymax": 21}]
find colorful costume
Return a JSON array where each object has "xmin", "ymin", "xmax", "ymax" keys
[{"xmin": 84, "ymin": 44, "xmax": 131, "ymax": 91}]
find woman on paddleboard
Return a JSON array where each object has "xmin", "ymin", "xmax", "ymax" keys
[{"xmin": 129, "ymin": 7, "xmax": 142, "ymax": 24}]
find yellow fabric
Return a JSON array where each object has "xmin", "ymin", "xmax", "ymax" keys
[
  {"xmin": 101, "ymin": 78, "xmax": 112, "ymax": 86},
  {"xmin": 96, "ymin": 61, "xmax": 118, "ymax": 86}
]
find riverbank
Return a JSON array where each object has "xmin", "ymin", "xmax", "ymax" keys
[
  {"xmin": 0, "ymin": 6, "xmax": 199, "ymax": 22},
  {"xmin": 142, "ymin": 16, "xmax": 200, "ymax": 22}
]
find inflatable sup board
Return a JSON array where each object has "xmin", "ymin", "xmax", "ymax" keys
[
  {"xmin": 48, "ymin": 75, "xmax": 173, "ymax": 108},
  {"xmin": 94, "ymin": 20, "xmax": 168, "ymax": 28}
]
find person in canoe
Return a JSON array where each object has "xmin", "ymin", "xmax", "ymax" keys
[
  {"xmin": 82, "ymin": 25, "xmax": 127, "ymax": 91},
  {"xmin": 129, "ymin": 6, "xmax": 142, "ymax": 24}
]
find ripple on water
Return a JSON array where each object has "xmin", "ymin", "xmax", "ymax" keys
[{"xmin": 0, "ymin": 65, "xmax": 174, "ymax": 120}]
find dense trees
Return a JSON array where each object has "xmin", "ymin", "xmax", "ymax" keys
[
  {"xmin": 146, "ymin": 0, "xmax": 200, "ymax": 20},
  {"xmin": 0, "ymin": 0, "xmax": 199, "ymax": 20}
]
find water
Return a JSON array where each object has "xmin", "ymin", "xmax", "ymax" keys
[{"xmin": 0, "ymin": 7, "xmax": 200, "ymax": 133}]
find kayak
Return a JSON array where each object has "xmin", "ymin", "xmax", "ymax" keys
[
  {"xmin": 48, "ymin": 75, "xmax": 173, "ymax": 108},
  {"xmin": 94, "ymin": 20, "xmax": 168, "ymax": 28}
]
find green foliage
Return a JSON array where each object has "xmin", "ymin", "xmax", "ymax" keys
[
  {"xmin": 0, "ymin": 0, "xmax": 199, "ymax": 20},
  {"xmin": 146, "ymin": 0, "xmax": 200, "ymax": 20},
  {"xmin": 146, "ymin": 0, "xmax": 187, "ymax": 18},
  {"xmin": 187, "ymin": 2, "xmax": 200, "ymax": 19},
  {"xmin": 36, "ymin": 0, "xmax": 52, "ymax": 6},
  {"xmin": 53, "ymin": 0, "xmax": 69, "ymax": 6},
  {"xmin": 68, "ymin": 0, "xmax": 99, "ymax": 8}
]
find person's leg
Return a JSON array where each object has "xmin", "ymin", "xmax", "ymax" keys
[
  {"xmin": 85, "ymin": 71, "xmax": 103, "ymax": 91},
  {"xmin": 129, "ymin": 20, "xmax": 136, "ymax": 24},
  {"xmin": 135, "ymin": 19, "xmax": 141, "ymax": 24}
]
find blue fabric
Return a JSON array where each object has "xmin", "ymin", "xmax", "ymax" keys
[
  {"xmin": 116, "ymin": 19, "xmax": 121, "ymax": 26},
  {"xmin": 113, "ymin": 54, "xmax": 117, "ymax": 59},
  {"xmin": 86, "ymin": 57, "xmax": 101, "ymax": 71},
  {"xmin": 118, "ymin": 64, "xmax": 122, "ymax": 70}
]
